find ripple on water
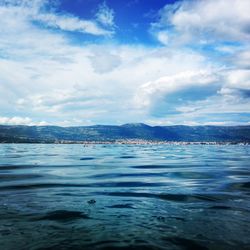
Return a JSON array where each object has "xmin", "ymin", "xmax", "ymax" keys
[
  {"xmin": 162, "ymin": 237, "xmax": 209, "ymax": 250},
  {"xmin": 0, "ymin": 173, "xmax": 43, "ymax": 181},
  {"xmin": 131, "ymin": 164, "xmax": 172, "ymax": 169},
  {"xmin": 107, "ymin": 204, "xmax": 135, "ymax": 209},
  {"xmin": 80, "ymin": 157, "xmax": 96, "ymax": 161},
  {"xmin": 34, "ymin": 210, "xmax": 90, "ymax": 221},
  {"xmin": 96, "ymin": 191, "xmax": 232, "ymax": 203},
  {"xmin": 225, "ymin": 181, "xmax": 250, "ymax": 192},
  {"xmin": 118, "ymin": 156, "xmax": 136, "ymax": 159}
]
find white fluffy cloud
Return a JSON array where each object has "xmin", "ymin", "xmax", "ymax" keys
[
  {"xmin": 139, "ymin": 0, "xmax": 250, "ymax": 125},
  {"xmin": 133, "ymin": 66, "xmax": 250, "ymax": 125},
  {"xmin": 226, "ymin": 69, "xmax": 250, "ymax": 90},
  {"xmin": 153, "ymin": 0, "xmax": 250, "ymax": 44},
  {"xmin": 134, "ymin": 69, "xmax": 219, "ymax": 108}
]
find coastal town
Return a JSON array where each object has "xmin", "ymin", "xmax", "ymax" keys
[{"xmin": 53, "ymin": 139, "xmax": 250, "ymax": 145}]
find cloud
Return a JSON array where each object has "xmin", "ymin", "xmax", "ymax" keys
[
  {"xmin": 234, "ymin": 50, "xmax": 250, "ymax": 68},
  {"xmin": 134, "ymin": 69, "xmax": 220, "ymax": 109},
  {"xmin": 88, "ymin": 48, "xmax": 121, "ymax": 74},
  {"xmin": 152, "ymin": 0, "xmax": 250, "ymax": 45},
  {"xmin": 1, "ymin": 41, "xmax": 209, "ymax": 125},
  {"xmin": 133, "ymin": 65, "xmax": 250, "ymax": 124},
  {"xmin": 226, "ymin": 69, "xmax": 250, "ymax": 90},
  {"xmin": 0, "ymin": 116, "xmax": 48, "ymax": 126},
  {"xmin": 155, "ymin": 31, "xmax": 169, "ymax": 45},
  {"xmin": 0, "ymin": 18, "xmax": 224, "ymax": 126},
  {"xmin": 96, "ymin": 2, "xmax": 115, "ymax": 28},
  {"xmin": 0, "ymin": 0, "xmax": 249, "ymax": 126},
  {"xmin": 0, "ymin": 0, "xmax": 113, "ymax": 36},
  {"xmin": 36, "ymin": 13, "xmax": 112, "ymax": 36}
]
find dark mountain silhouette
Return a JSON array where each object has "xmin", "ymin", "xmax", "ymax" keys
[{"xmin": 0, "ymin": 123, "xmax": 249, "ymax": 143}]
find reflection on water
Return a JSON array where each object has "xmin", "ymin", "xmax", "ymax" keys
[{"xmin": 0, "ymin": 144, "xmax": 250, "ymax": 250}]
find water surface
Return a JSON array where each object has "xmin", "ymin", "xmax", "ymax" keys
[{"xmin": 0, "ymin": 144, "xmax": 250, "ymax": 250}]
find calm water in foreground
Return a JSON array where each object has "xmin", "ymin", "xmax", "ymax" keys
[{"xmin": 0, "ymin": 144, "xmax": 249, "ymax": 250}]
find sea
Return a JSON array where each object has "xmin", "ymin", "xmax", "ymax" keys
[{"xmin": 0, "ymin": 143, "xmax": 249, "ymax": 250}]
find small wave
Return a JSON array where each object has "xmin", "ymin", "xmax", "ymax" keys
[
  {"xmin": 131, "ymin": 164, "xmax": 171, "ymax": 169},
  {"xmin": 80, "ymin": 157, "xmax": 95, "ymax": 161},
  {"xmin": 0, "ymin": 165, "xmax": 35, "ymax": 170},
  {"xmin": 119, "ymin": 156, "xmax": 136, "ymax": 159},
  {"xmin": 88, "ymin": 172, "xmax": 164, "ymax": 179},
  {"xmin": 0, "ymin": 183, "xmax": 84, "ymax": 191},
  {"xmin": 0, "ymin": 173, "xmax": 43, "ymax": 181},
  {"xmin": 162, "ymin": 236, "xmax": 209, "ymax": 250},
  {"xmin": 208, "ymin": 205, "xmax": 231, "ymax": 210},
  {"xmin": 0, "ymin": 164, "xmax": 90, "ymax": 170},
  {"xmin": 107, "ymin": 203, "xmax": 135, "ymax": 209},
  {"xmin": 83, "ymin": 242, "xmax": 155, "ymax": 250},
  {"xmin": 208, "ymin": 205, "xmax": 250, "ymax": 213},
  {"xmin": 169, "ymin": 216, "xmax": 186, "ymax": 221},
  {"xmin": 97, "ymin": 191, "xmax": 230, "ymax": 202},
  {"xmin": 225, "ymin": 181, "xmax": 250, "ymax": 191},
  {"xmin": 34, "ymin": 210, "xmax": 90, "ymax": 221}
]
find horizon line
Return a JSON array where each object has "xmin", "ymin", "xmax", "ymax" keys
[{"xmin": 1, "ymin": 123, "xmax": 250, "ymax": 128}]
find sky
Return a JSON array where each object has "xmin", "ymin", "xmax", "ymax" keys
[{"xmin": 0, "ymin": 0, "xmax": 250, "ymax": 126}]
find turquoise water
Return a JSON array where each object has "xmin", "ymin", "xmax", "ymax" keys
[{"xmin": 0, "ymin": 144, "xmax": 250, "ymax": 250}]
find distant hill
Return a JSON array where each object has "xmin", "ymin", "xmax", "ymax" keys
[{"xmin": 0, "ymin": 123, "xmax": 250, "ymax": 143}]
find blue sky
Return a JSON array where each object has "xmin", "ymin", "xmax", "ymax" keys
[{"xmin": 0, "ymin": 0, "xmax": 250, "ymax": 126}]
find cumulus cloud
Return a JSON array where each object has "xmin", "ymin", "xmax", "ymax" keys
[
  {"xmin": 134, "ymin": 69, "xmax": 220, "ymax": 108},
  {"xmin": 153, "ymin": 0, "xmax": 250, "ymax": 44},
  {"xmin": 133, "ymin": 65, "xmax": 250, "ymax": 124},
  {"xmin": 214, "ymin": 69, "xmax": 250, "ymax": 102}
]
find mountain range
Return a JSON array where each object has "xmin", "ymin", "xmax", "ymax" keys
[{"xmin": 0, "ymin": 123, "xmax": 250, "ymax": 143}]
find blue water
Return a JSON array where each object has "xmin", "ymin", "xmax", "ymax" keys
[{"xmin": 0, "ymin": 144, "xmax": 250, "ymax": 250}]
